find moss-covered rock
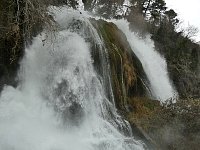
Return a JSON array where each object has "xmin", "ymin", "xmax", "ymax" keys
[{"xmin": 90, "ymin": 19, "xmax": 149, "ymax": 111}]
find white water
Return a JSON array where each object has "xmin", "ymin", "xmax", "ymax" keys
[
  {"xmin": 0, "ymin": 8, "xmax": 145, "ymax": 150},
  {"xmin": 114, "ymin": 20, "xmax": 177, "ymax": 102}
]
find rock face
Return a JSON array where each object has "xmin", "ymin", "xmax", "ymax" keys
[
  {"xmin": 0, "ymin": 0, "xmax": 25, "ymax": 90},
  {"xmin": 0, "ymin": 0, "xmax": 51, "ymax": 90},
  {"xmin": 90, "ymin": 19, "xmax": 148, "ymax": 111}
]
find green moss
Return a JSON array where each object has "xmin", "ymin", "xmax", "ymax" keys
[{"xmin": 90, "ymin": 19, "xmax": 148, "ymax": 111}]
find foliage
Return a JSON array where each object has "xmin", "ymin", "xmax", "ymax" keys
[
  {"xmin": 127, "ymin": 97, "xmax": 200, "ymax": 150},
  {"xmin": 0, "ymin": 0, "xmax": 57, "ymax": 90},
  {"xmin": 83, "ymin": 0, "xmax": 125, "ymax": 18}
]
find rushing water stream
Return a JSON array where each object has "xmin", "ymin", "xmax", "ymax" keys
[
  {"xmin": 0, "ymin": 8, "xmax": 146, "ymax": 150},
  {"xmin": 114, "ymin": 20, "xmax": 177, "ymax": 102}
]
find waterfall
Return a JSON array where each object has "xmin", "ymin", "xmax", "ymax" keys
[
  {"xmin": 0, "ymin": 8, "xmax": 145, "ymax": 150},
  {"xmin": 114, "ymin": 20, "xmax": 177, "ymax": 102}
]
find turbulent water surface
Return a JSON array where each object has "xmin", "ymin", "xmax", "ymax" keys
[{"xmin": 0, "ymin": 8, "xmax": 146, "ymax": 150}]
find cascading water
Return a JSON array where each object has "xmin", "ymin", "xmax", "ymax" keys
[
  {"xmin": 114, "ymin": 20, "xmax": 177, "ymax": 102},
  {"xmin": 0, "ymin": 8, "xmax": 146, "ymax": 150}
]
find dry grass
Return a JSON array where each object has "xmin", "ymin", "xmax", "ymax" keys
[{"xmin": 127, "ymin": 97, "xmax": 200, "ymax": 150}]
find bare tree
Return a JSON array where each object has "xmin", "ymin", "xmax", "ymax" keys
[{"xmin": 182, "ymin": 24, "xmax": 199, "ymax": 40}]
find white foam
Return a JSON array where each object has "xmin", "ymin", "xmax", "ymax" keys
[
  {"xmin": 0, "ymin": 8, "xmax": 145, "ymax": 150},
  {"xmin": 114, "ymin": 19, "xmax": 177, "ymax": 102}
]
